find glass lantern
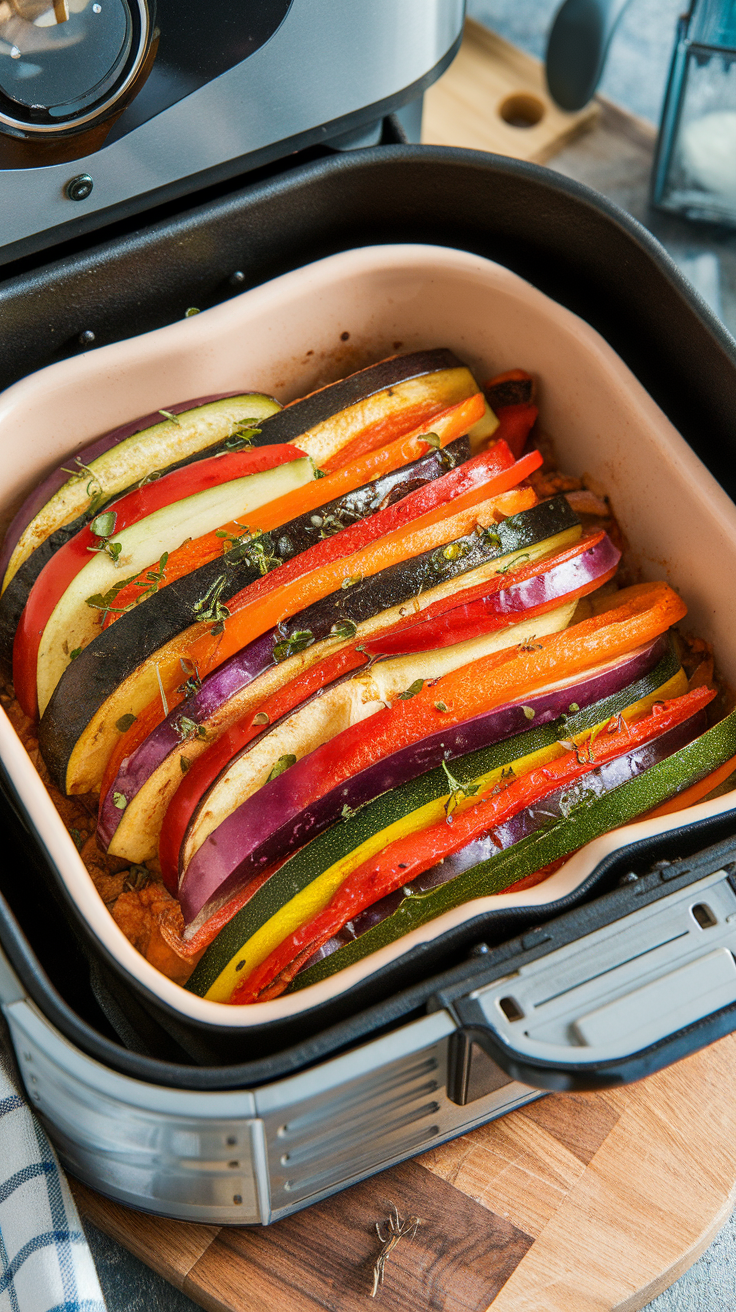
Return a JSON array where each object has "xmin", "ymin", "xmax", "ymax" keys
[{"xmin": 653, "ymin": 0, "xmax": 736, "ymax": 225}]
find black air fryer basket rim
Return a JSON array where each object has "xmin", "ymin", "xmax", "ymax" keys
[{"xmin": 2, "ymin": 144, "xmax": 736, "ymax": 1089}]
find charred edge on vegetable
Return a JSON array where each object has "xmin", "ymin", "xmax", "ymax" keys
[
  {"xmin": 36, "ymin": 439, "xmax": 476, "ymax": 784},
  {"xmin": 250, "ymin": 350, "xmax": 463, "ymax": 448}
]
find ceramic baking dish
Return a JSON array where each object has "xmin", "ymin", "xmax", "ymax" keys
[{"xmin": 3, "ymin": 240, "xmax": 736, "ymax": 1033}]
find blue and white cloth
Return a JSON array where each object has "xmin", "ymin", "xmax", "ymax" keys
[{"xmin": 0, "ymin": 1035, "xmax": 106, "ymax": 1312}]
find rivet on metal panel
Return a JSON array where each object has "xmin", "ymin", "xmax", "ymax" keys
[
  {"xmin": 233, "ymin": 1195, "xmax": 243, "ymax": 1205},
  {"xmin": 78, "ymin": 330, "xmax": 96, "ymax": 346},
  {"xmin": 226, "ymin": 1135, "xmax": 237, "ymax": 1146},
  {"xmin": 228, "ymin": 1161, "xmax": 239, "ymax": 1169},
  {"xmin": 521, "ymin": 928, "xmax": 552, "ymax": 950},
  {"xmin": 229, "ymin": 271, "xmax": 246, "ymax": 286}
]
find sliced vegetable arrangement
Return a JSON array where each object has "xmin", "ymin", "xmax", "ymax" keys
[{"xmin": 2, "ymin": 348, "xmax": 734, "ymax": 1009}]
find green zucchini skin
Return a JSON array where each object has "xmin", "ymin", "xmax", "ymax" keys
[
  {"xmin": 185, "ymin": 638, "xmax": 678, "ymax": 999},
  {"xmin": 291, "ymin": 705, "xmax": 736, "ymax": 992},
  {"xmin": 37, "ymin": 438, "xmax": 474, "ymax": 787},
  {"xmin": 250, "ymin": 350, "xmax": 462, "ymax": 448}
]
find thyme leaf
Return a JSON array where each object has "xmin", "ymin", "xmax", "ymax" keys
[
  {"xmin": 175, "ymin": 716, "xmax": 210, "ymax": 743},
  {"xmin": 397, "ymin": 678, "xmax": 424, "ymax": 700},
  {"xmin": 180, "ymin": 756, "xmax": 191, "ymax": 774},
  {"xmin": 441, "ymin": 759, "xmax": 481, "ymax": 819},
  {"xmin": 421, "ymin": 431, "xmax": 442, "ymax": 449},
  {"xmin": 113, "ymin": 791, "xmax": 127, "ymax": 810},
  {"xmin": 158, "ymin": 409, "xmax": 181, "ymax": 425},
  {"xmin": 267, "ymin": 753, "xmax": 296, "ymax": 782},
  {"xmin": 178, "ymin": 657, "xmax": 201, "ymax": 698},
  {"xmin": 193, "ymin": 575, "xmax": 231, "ymax": 625},
  {"xmin": 273, "ymin": 629, "xmax": 314, "ymax": 662},
  {"xmin": 253, "ymin": 711, "xmax": 270, "ymax": 726},
  {"xmin": 341, "ymin": 574, "xmax": 362, "ymax": 590},
  {"xmin": 330, "ymin": 619, "xmax": 357, "ymax": 640},
  {"xmin": 116, "ymin": 713, "xmax": 137, "ymax": 733},
  {"xmin": 69, "ymin": 647, "xmax": 81, "ymax": 661}
]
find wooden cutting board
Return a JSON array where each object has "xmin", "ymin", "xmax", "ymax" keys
[{"xmin": 71, "ymin": 1032, "xmax": 736, "ymax": 1312}]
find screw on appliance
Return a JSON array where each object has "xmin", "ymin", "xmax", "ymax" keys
[{"xmin": 65, "ymin": 174, "xmax": 94, "ymax": 202}]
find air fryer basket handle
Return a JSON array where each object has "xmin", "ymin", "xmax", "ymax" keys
[{"xmin": 438, "ymin": 834, "xmax": 736, "ymax": 1096}]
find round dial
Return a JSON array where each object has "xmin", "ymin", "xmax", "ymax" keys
[{"xmin": 0, "ymin": 0, "xmax": 150, "ymax": 134}]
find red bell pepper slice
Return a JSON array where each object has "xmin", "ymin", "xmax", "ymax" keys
[
  {"xmin": 232, "ymin": 686, "xmax": 715, "ymax": 1003},
  {"xmin": 157, "ymin": 528, "xmax": 607, "ymax": 889},
  {"xmin": 493, "ymin": 403, "xmax": 539, "ymax": 460},
  {"xmin": 157, "ymin": 643, "xmax": 366, "ymax": 890},
  {"xmin": 362, "ymin": 530, "xmax": 619, "ymax": 656},
  {"xmin": 101, "ymin": 393, "xmax": 492, "ymax": 628},
  {"xmin": 12, "ymin": 444, "xmax": 304, "ymax": 718},
  {"xmin": 100, "ymin": 446, "xmax": 539, "ymax": 809}
]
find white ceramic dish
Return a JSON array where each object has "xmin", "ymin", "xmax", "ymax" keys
[{"xmin": 2, "ymin": 242, "xmax": 736, "ymax": 1028}]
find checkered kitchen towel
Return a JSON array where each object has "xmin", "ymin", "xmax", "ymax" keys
[{"xmin": 0, "ymin": 1034, "xmax": 106, "ymax": 1312}]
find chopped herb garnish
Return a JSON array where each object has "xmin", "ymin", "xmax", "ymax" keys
[
  {"xmin": 341, "ymin": 574, "xmax": 362, "ymax": 590},
  {"xmin": 69, "ymin": 828, "xmax": 85, "ymax": 852},
  {"xmin": 341, "ymin": 803, "xmax": 359, "ymax": 821},
  {"xmin": 314, "ymin": 468, "xmax": 327, "ymax": 478},
  {"xmin": 123, "ymin": 864, "xmax": 151, "ymax": 891},
  {"xmin": 441, "ymin": 759, "xmax": 481, "ymax": 819},
  {"xmin": 90, "ymin": 511, "xmax": 116, "ymax": 538},
  {"xmin": 178, "ymin": 657, "xmax": 201, "ymax": 698},
  {"xmin": 442, "ymin": 541, "xmax": 470, "ymax": 562},
  {"xmin": 116, "ymin": 713, "xmax": 137, "ymax": 733},
  {"xmin": 435, "ymin": 701, "xmax": 448, "ymax": 713},
  {"xmin": 330, "ymin": 619, "xmax": 358, "ymax": 640},
  {"xmin": 193, "ymin": 575, "xmax": 231, "ymax": 625},
  {"xmin": 522, "ymin": 706, "xmax": 536, "ymax": 720},
  {"xmin": 85, "ymin": 573, "xmax": 140, "ymax": 616},
  {"xmin": 421, "ymin": 431, "xmax": 442, "ymax": 449},
  {"xmin": 180, "ymin": 756, "xmax": 191, "ymax": 775},
  {"xmin": 267, "ymin": 753, "xmax": 296, "ymax": 782},
  {"xmin": 253, "ymin": 711, "xmax": 270, "ymax": 726},
  {"xmin": 497, "ymin": 551, "xmax": 532, "ymax": 575},
  {"xmin": 273, "ymin": 629, "xmax": 315, "ymax": 662},
  {"xmin": 69, "ymin": 647, "xmax": 82, "ymax": 661},
  {"xmin": 175, "ymin": 716, "xmax": 210, "ymax": 743},
  {"xmin": 475, "ymin": 524, "xmax": 502, "ymax": 549},
  {"xmin": 113, "ymin": 791, "xmax": 127, "ymax": 810},
  {"xmin": 397, "ymin": 678, "xmax": 424, "ymax": 700},
  {"xmin": 569, "ymin": 702, "xmax": 580, "ymax": 713},
  {"xmin": 158, "ymin": 409, "xmax": 180, "ymax": 425}
]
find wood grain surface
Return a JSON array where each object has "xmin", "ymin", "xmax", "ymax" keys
[
  {"xmin": 422, "ymin": 18, "xmax": 598, "ymax": 163},
  {"xmin": 72, "ymin": 1033, "xmax": 736, "ymax": 1312}
]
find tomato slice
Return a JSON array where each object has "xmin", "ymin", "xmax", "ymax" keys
[{"xmin": 13, "ymin": 444, "xmax": 303, "ymax": 718}]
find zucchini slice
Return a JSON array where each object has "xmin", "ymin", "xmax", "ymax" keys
[
  {"xmin": 289, "ymin": 704, "xmax": 736, "ymax": 993},
  {"xmin": 40, "ymin": 496, "xmax": 580, "ymax": 796},
  {"xmin": 35, "ymin": 456, "xmax": 315, "ymax": 715},
  {"xmin": 3, "ymin": 394, "xmax": 282, "ymax": 591},
  {"xmin": 186, "ymin": 639, "xmax": 681, "ymax": 1000}
]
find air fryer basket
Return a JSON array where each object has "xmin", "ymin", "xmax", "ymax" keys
[{"xmin": 2, "ymin": 145, "xmax": 736, "ymax": 1085}]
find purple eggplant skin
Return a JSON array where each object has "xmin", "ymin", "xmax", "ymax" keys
[
  {"xmin": 99, "ymin": 493, "xmax": 582, "ymax": 848},
  {"xmin": 300, "ymin": 705, "xmax": 708, "ymax": 972},
  {"xmin": 0, "ymin": 394, "xmax": 241, "ymax": 587},
  {"xmin": 177, "ymin": 634, "xmax": 670, "ymax": 925},
  {"xmin": 165, "ymin": 532, "xmax": 619, "ymax": 866},
  {"xmin": 42, "ymin": 439, "xmax": 473, "ymax": 791},
  {"xmin": 365, "ymin": 531, "xmax": 621, "ymax": 656},
  {"xmin": 1, "ymin": 425, "xmax": 470, "ymax": 681},
  {"xmin": 248, "ymin": 349, "xmax": 462, "ymax": 450},
  {"xmin": 95, "ymin": 438, "xmax": 474, "ymax": 845}
]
